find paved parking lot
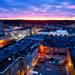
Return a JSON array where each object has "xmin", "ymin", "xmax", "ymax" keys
[{"xmin": 33, "ymin": 60, "xmax": 67, "ymax": 75}]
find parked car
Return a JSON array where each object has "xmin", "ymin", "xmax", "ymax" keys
[
  {"xmin": 38, "ymin": 58, "xmax": 45, "ymax": 63},
  {"xmin": 58, "ymin": 59, "xmax": 66, "ymax": 66},
  {"xmin": 48, "ymin": 57, "xmax": 66, "ymax": 66},
  {"xmin": 49, "ymin": 57, "xmax": 55, "ymax": 63}
]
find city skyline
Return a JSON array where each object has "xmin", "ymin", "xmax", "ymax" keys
[{"xmin": 0, "ymin": 0, "xmax": 75, "ymax": 20}]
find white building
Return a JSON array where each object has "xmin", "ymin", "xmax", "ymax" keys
[{"xmin": 38, "ymin": 30, "xmax": 68, "ymax": 36}]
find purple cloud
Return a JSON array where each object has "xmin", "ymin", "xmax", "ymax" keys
[
  {"xmin": 67, "ymin": 5, "xmax": 75, "ymax": 9},
  {"xmin": 0, "ymin": 0, "xmax": 75, "ymax": 19}
]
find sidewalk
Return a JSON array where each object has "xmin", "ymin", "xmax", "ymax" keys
[{"xmin": 26, "ymin": 57, "xmax": 38, "ymax": 75}]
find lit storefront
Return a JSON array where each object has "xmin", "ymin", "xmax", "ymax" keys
[{"xmin": 38, "ymin": 44, "xmax": 66, "ymax": 59}]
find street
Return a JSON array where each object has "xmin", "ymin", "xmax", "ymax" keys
[{"xmin": 33, "ymin": 60, "xmax": 67, "ymax": 75}]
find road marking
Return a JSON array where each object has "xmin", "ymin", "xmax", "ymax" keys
[
  {"xmin": 46, "ymin": 68, "xmax": 52, "ymax": 71},
  {"xmin": 40, "ymin": 73, "xmax": 42, "ymax": 75},
  {"xmin": 30, "ymin": 70, "xmax": 38, "ymax": 74}
]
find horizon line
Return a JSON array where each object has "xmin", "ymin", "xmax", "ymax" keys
[{"xmin": 0, "ymin": 17, "xmax": 75, "ymax": 20}]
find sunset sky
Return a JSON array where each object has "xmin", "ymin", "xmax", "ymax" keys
[{"xmin": 0, "ymin": 0, "xmax": 75, "ymax": 20}]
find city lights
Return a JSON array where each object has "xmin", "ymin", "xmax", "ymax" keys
[
  {"xmin": 68, "ymin": 61, "xmax": 72, "ymax": 67},
  {"xmin": 8, "ymin": 58, "xmax": 11, "ymax": 61},
  {"xmin": 0, "ymin": 21, "xmax": 75, "ymax": 75},
  {"xmin": 0, "ymin": 0, "xmax": 75, "ymax": 75}
]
